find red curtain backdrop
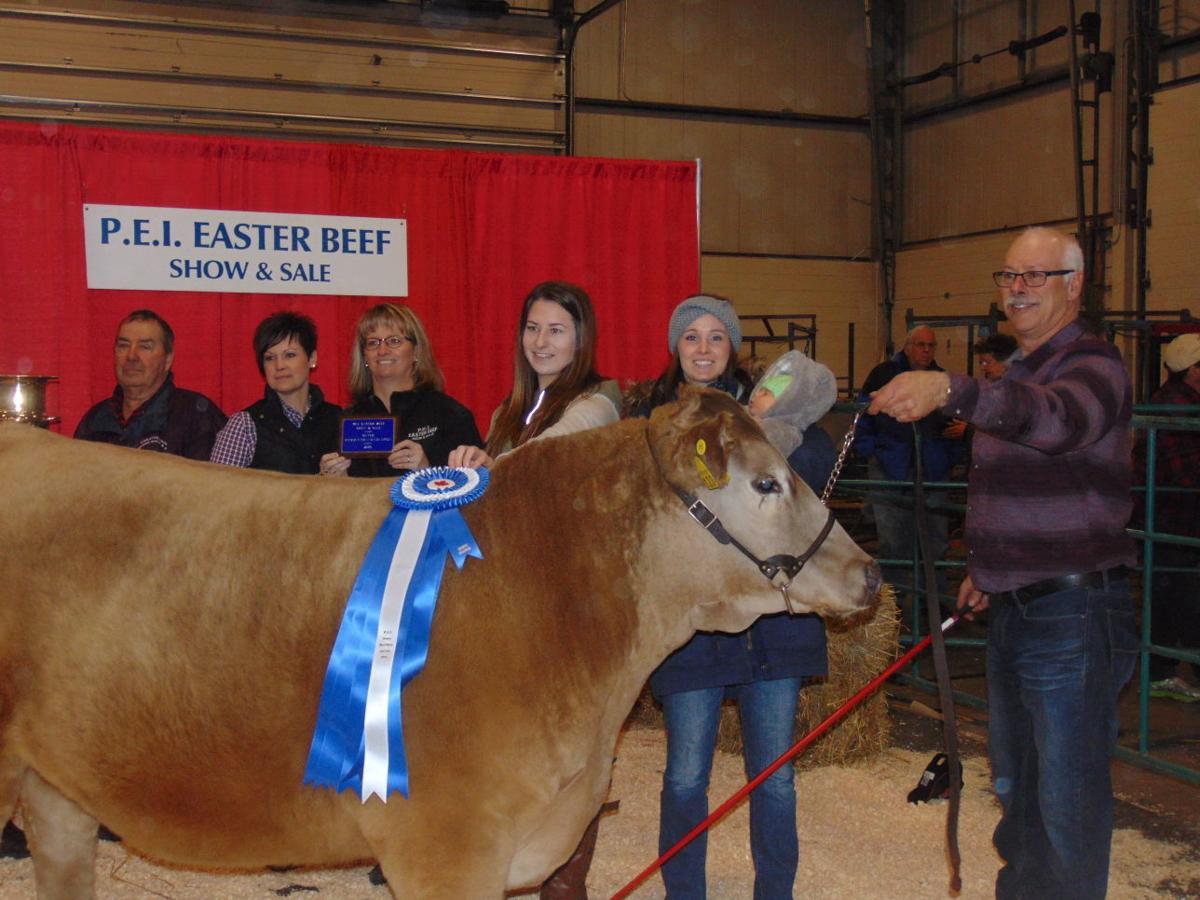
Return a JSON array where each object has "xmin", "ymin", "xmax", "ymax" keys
[{"xmin": 0, "ymin": 122, "xmax": 699, "ymax": 435}]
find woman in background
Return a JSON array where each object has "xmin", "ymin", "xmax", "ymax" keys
[
  {"xmin": 632, "ymin": 294, "xmax": 832, "ymax": 900},
  {"xmin": 450, "ymin": 280, "xmax": 618, "ymax": 900},
  {"xmin": 319, "ymin": 302, "xmax": 482, "ymax": 477},
  {"xmin": 210, "ymin": 310, "xmax": 340, "ymax": 473}
]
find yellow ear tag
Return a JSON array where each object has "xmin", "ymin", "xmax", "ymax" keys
[{"xmin": 693, "ymin": 438, "xmax": 728, "ymax": 490}]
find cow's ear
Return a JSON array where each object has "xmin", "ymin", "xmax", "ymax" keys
[{"xmin": 649, "ymin": 385, "xmax": 736, "ymax": 493}]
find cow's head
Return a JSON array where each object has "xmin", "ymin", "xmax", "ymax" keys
[{"xmin": 647, "ymin": 386, "xmax": 880, "ymax": 633}]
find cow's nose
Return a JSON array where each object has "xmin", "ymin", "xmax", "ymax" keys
[{"xmin": 863, "ymin": 561, "xmax": 883, "ymax": 604}]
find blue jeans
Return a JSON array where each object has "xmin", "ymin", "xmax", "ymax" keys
[
  {"xmin": 986, "ymin": 582, "xmax": 1137, "ymax": 900},
  {"xmin": 659, "ymin": 679, "xmax": 802, "ymax": 900}
]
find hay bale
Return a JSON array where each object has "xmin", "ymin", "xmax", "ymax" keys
[{"xmin": 716, "ymin": 586, "xmax": 901, "ymax": 769}]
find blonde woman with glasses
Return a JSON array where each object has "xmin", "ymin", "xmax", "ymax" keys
[{"xmin": 319, "ymin": 303, "xmax": 482, "ymax": 478}]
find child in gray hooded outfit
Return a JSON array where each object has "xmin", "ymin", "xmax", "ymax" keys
[{"xmin": 749, "ymin": 349, "xmax": 839, "ymax": 491}]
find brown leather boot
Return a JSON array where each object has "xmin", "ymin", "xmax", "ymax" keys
[{"xmin": 539, "ymin": 810, "xmax": 601, "ymax": 900}]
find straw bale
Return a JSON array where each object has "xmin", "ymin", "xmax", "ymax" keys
[{"xmin": 717, "ymin": 586, "xmax": 901, "ymax": 768}]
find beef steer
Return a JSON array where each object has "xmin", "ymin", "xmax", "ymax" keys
[{"xmin": 0, "ymin": 388, "xmax": 879, "ymax": 898}]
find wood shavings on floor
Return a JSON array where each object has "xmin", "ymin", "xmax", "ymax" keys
[{"xmin": 2, "ymin": 725, "xmax": 1194, "ymax": 898}]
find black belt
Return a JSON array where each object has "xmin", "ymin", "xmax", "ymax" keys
[{"xmin": 992, "ymin": 566, "xmax": 1129, "ymax": 607}]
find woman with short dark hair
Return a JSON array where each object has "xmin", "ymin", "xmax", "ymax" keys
[{"xmin": 209, "ymin": 310, "xmax": 341, "ymax": 474}]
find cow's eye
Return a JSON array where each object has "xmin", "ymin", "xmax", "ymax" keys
[{"xmin": 753, "ymin": 477, "xmax": 781, "ymax": 495}]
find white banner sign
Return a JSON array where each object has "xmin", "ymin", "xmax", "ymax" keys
[{"xmin": 83, "ymin": 205, "xmax": 407, "ymax": 296}]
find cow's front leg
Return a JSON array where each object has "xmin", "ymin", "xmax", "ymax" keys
[
  {"xmin": 374, "ymin": 844, "xmax": 512, "ymax": 899},
  {"xmin": 21, "ymin": 769, "xmax": 98, "ymax": 900},
  {"xmin": 0, "ymin": 752, "xmax": 23, "ymax": 824},
  {"xmin": 364, "ymin": 804, "xmax": 514, "ymax": 900}
]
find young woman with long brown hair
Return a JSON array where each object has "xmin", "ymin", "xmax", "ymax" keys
[{"xmin": 450, "ymin": 280, "xmax": 619, "ymax": 469}]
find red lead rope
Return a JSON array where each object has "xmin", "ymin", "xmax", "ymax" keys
[{"xmin": 610, "ymin": 613, "xmax": 962, "ymax": 900}]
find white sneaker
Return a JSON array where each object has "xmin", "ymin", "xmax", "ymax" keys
[{"xmin": 1149, "ymin": 676, "xmax": 1200, "ymax": 703}]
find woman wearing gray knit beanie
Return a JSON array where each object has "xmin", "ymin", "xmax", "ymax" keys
[
  {"xmin": 630, "ymin": 294, "xmax": 752, "ymax": 413},
  {"xmin": 631, "ymin": 293, "xmax": 831, "ymax": 900}
]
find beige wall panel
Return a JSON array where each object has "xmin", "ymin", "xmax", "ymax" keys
[
  {"xmin": 894, "ymin": 231, "xmax": 1017, "ymax": 375},
  {"xmin": 573, "ymin": 2, "xmax": 621, "ymax": 98},
  {"xmin": 735, "ymin": 1, "xmax": 868, "ymax": 116},
  {"xmin": 578, "ymin": 0, "xmax": 867, "ymax": 116},
  {"xmin": 734, "ymin": 125, "xmax": 871, "ymax": 257},
  {"xmin": 957, "ymin": 1, "xmax": 1025, "ymax": 97},
  {"xmin": 3, "ymin": 0, "xmax": 557, "ymax": 52},
  {"xmin": 725, "ymin": 122, "xmax": 871, "ymax": 256},
  {"xmin": 904, "ymin": 86, "xmax": 1078, "ymax": 242},
  {"xmin": 1160, "ymin": 43, "xmax": 1200, "ymax": 85},
  {"xmin": 783, "ymin": 126, "xmax": 873, "ymax": 257},
  {"xmin": 0, "ymin": 69, "xmax": 557, "ymax": 133},
  {"xmin": 1024, "ymin": 0, "xmax": 1073, "ymax": 69},
  {"xmin": 1, "ymin": 1, "xmax": 562, "ymax": 146},
  {"xmin": 736, "ymin": 126, "xmax": 801, "ymax": 256},
  {"xmin": 904, "ymin": 0, "xmax": 957, "ymax": 109},
  {"xmin": 623, "ymin": 0, "xmax": 690, "ymax": 104},
  {"xmin": 903, "ymin": 0, "xmax": 1101, "ymax": 112},
  {"xmin": 701, "ymin": 254, "xmax": 880, "ymax": 393},
  {"xmin": 571, "ymin": 109, "xmax": 621, "ymax": 158},
  {"xmin": 0, "ymin": 19, "xmax": 560, "ymax": 102},
  {"xmin": 1145, "ymin": 83, "xmax": 1200, "ymax": 313},
  {"xmin": 692, "ymin": 119, "xmax": 745, "ymax": 252},
  {"xmin": 681, "ymin": 0, "xmax": 742, "ymax": 108},
  {"xmin": 574, "ymin": 112, "xmax": 731, "ymax": 243},
  {"xmin": 1160, "ymin": 0, "xmax": 1200, "ymax": 35},
  {"xmin": 575, "ymin": 110, "xmax": 870, "ymax": 257}
]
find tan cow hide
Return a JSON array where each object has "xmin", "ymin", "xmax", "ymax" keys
[{"xmin": 0, "ymin": 388, "xmax": 879, "ymax": 898}]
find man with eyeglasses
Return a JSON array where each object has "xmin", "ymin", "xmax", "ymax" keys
[
  {"xmin": 75, "ymin": 309, "xmax": 226, "ymax": 459},
  {"xmin": 854, "ymin": 324, "xmax": 963, "ymax": 596},
  {"xmin": 868, "ymin": 227, "xmax": 1136, "ymax": 900}
]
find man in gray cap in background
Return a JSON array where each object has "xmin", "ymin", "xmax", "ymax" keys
[{"xmin": 1134, "ymin": 331, "xmax": 1200, "ymax": 702}]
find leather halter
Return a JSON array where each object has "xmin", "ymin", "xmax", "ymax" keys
[{"xmin": 667, "ymin": 481, "xmax": 837, "ymax": 613}]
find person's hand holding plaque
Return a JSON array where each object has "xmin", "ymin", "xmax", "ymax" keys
[{"xmin": 386, "ymin": 438, "xmax": 429, "ymax": 472}]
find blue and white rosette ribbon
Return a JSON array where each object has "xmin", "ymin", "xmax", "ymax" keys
[{"xmin": 304, "ymin": 466, "xmax": 488, "ymax": 801}]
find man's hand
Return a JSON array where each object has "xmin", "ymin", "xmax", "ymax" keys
[
  {"xmin": 942, "ymin": 418, "xmax": 967, "ymax": 440},
  {"xmin": 956, "ymin": 574, "xmax": 989, "ymax": 619},
  {"xmin": 867, "ymin": 370, "xmax": 952, "ymax": 423}
]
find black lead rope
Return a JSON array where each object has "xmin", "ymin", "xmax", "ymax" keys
[{"xmin": 912, "ymin": 432, "xmax": 963, "ymax": 894}]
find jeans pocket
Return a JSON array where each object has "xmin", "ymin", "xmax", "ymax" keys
[{"xmin": 1107, "ymin": 605, "xmax": 1138, "ymax": 690}]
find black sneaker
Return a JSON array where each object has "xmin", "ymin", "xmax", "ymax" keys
[
  {"xmin": 907, "ymin": 752, "xmax": 963, "ymax": 804},
  {"xmin": 1, "ymin": 821, "xmax": 29, "ymax": 860}
]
